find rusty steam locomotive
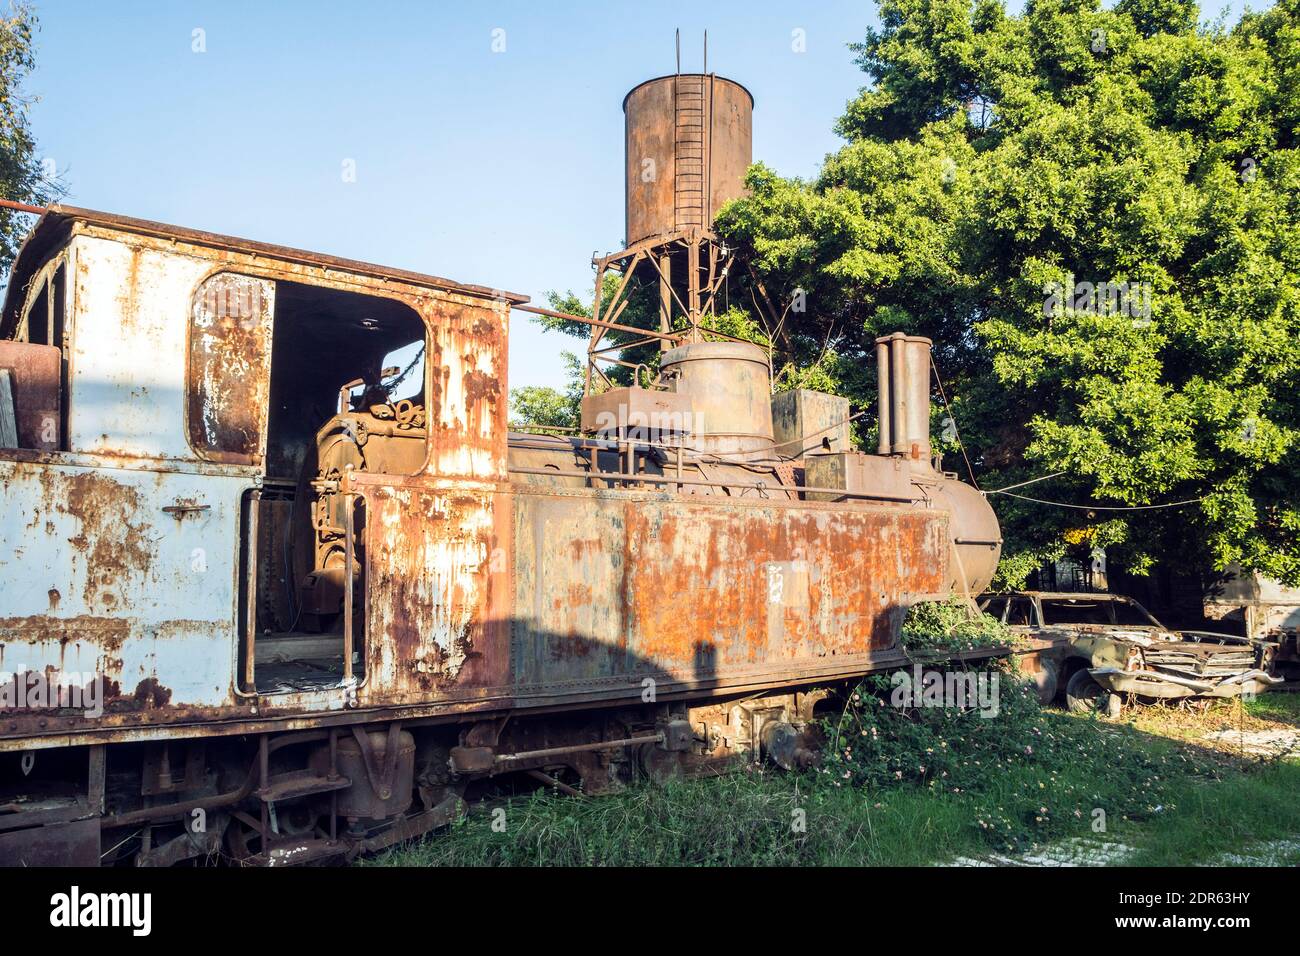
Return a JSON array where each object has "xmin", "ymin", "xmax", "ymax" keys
[{"xmin": 0, "ymin": 72, "xmax": 1000, "ymax": 865}]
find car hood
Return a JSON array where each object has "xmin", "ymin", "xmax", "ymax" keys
[{"xmin": 1038, "ymin": 624, "xmax": 1173, "ymax": 646}]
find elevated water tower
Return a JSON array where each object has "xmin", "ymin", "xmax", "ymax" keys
[
  {"xmin": 584, "ymin": 35, "xmax": 756, "ymax": 395},
  {"xmin": 623, "ymin": 73, "xmax": 753, "ymax": 246}
]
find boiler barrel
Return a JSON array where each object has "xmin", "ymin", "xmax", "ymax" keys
[{"xmin": 929, "ymin": 478, "xmax": 1003, "ymax": 596}]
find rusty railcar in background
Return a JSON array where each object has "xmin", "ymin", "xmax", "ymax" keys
[{"xmin": 0, "ymin": 206, "xmax": 999, "ymax": 865}]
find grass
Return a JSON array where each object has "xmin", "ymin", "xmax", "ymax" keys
[
  {"xmin": 1116, "ymin": 689, "xmax": 1300, "ymax": 746},
  {"xmin": 375, "ymin": 771, "xmax": 984, "ymax": 867},
  {"xmin": 1116, "ymin": 762, "xmax": 1300, "ymax": 866},
  {"xmin": 381, "ymin": 768, "xmax": 1084, "ymax": 866},
  {"xmin": 1245, "ymin": 688, "xmax": 1300, "ymax": 724},
  {"xmin": 370, "ymin": 685, "xmax": 1300, "ymax": 867}
]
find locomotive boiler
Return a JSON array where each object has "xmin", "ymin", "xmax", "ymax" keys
[{"xmin": 0, "ymin": 72, "xmax": 1000, "ymax": 866}]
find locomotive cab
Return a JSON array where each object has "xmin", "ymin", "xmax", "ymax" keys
[{"xmin": 0, "ymin": 206, "xmax": 515, "ymax": 717}]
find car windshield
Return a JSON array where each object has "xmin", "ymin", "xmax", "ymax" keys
[
  {"xmin": 1039, "ymin": 598, "xmax": 1158, "ymax": 627},
  {"xmin": 1040, "ymin": 599, "xmax": 1113, "ymax": 625},
  {"xmin": 1111, "ymin": 601, "xmax": 1159, "ymax": 626}
]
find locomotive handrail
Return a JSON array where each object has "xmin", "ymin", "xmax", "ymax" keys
[
  {"xmin": 507, "ymin": 464, "xmax": 916, "ymax": 503},
  {"xmin": 342, "ymin": 479, "xmax": 357, "ymax": 691}
]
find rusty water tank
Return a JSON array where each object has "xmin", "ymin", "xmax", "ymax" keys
[
  {"xmin": 624, "ymin": 74, "xmax": 753, "ymax": 245},
  {"xmin": 661, "ymin": 341, "xmax": 773, "ymax": 457}
]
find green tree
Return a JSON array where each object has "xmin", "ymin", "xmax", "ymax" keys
[
  {"xmin": 508, "ymin": 352, "xmax": 583, "ymax": 430},
  {"xmin": 0, "ymin": 3, "xmax": 57, "ymax": 275},
  {"xmin": 716, "ymin": 0, "xmax": 1300, "ymax": 587}
]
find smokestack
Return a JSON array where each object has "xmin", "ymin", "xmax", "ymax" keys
[{"xmin": 874, "ymin": 333, "xmax": 933, "ymax": 467}]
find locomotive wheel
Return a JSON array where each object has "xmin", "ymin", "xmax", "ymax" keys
[
  {"xmin": 224, "ymin": 815, "xmax": 259, "ymax": 863},
  {"xmin": 637, "ymin": 743, "xmax": 684, "ymax": 784}
]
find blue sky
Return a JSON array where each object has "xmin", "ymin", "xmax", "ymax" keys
[
  {"xmin": 24, "ymin": 1, "xmax": 1255, "ymax": 388},
  {"xmin": 25, "ymin": 0, "xmax": 882, "ymax": 389}
]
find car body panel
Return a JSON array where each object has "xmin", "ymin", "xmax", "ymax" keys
[{"xmin": 978, "ymin": 591, "xmax": 1280, "ymax": 702}]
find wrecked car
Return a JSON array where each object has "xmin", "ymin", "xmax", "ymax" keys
[{"xmin": 979, "ymin": 591, "xmax": 1280, "ymax": 716}]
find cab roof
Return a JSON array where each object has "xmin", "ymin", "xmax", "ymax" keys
[{"xmin": 2, "ymin": 204, "xmax": 528, "ymax": 336}]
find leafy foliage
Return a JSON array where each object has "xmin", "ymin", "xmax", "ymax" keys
[
  {"xmin": 0, "ymin": 4, "xmax": 57, "ymax": 276},
  {"xmin": 508, "ymin": 352, "xmax": 583, "ymax": 430},
  {"xmin": 714, "ymin": 0, "xmax": 1300, "ymax": 586},
  {"xmin": 900, "ymin": 597, "xmax": 1016, "ymax": 654},
  {"xmin": 817, "ymin": 670, "xmax": 1225, "ymax": 851}
]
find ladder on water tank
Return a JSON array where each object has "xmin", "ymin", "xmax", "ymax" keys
[{"xmin": 674, "ymin": 75, "xmax": 707, "ymax": 231}]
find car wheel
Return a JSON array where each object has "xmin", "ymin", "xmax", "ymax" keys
[
  {"xmin": 1029, "ymin": 658, "xmax": 1059, "ymax": 705},
  {"xmin": 1066, "ymin": 669, "xmax": 1106, "ymax": 714}
]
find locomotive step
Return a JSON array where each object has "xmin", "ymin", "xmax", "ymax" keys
[
  {"xmin": 246, "ymin": 838, "xmax": 351, "ymax": 867},
  {"xmin": 256, "ymin": 772, "xmax": 352, "ymax": 803}
]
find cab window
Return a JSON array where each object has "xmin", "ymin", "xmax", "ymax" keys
[
  {"xmin": 188, "ymin": 273, "xmax": 275, "ymax": 463},
  {"xmin": 0, "ymin": 259, "xmax": 67, "ymax": 452}
]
